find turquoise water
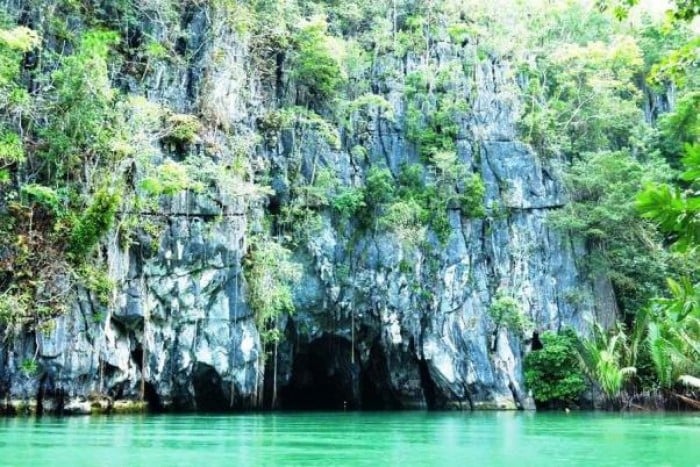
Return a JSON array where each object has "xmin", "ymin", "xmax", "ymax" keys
[{"xmin": 0, "ymin": 412, "xmax": 698, "ymax": 466}]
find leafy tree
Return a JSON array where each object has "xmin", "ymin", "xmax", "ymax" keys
[
  {"xmin": 40, "ymin": 29, "xmax": 122, "ymax": 181},
  {"xmin": 365, "ymin": 166, "xmax": 396, "ymax": 207},
  {"xmin": 290, "ymin": 18, "xmax": 346, "ymax": 101},
  {"xmin": 550, "ymin": 151, "xmax": 685, "ymax": 315},
  {"xmin": 489, "ymin": 293, "xmax": 531, "ymax": 337},
  {"xmin": 637, "ymin": 133, "xmax": 699, "ymax": 393},
  {"xmin": 638, "ymin": 144, "xmax": 700, "ymax": 251},
  {"xmin": 524, "ymin": 329, "xmax": 587, "ymax": 407},
  {"xmin": 520, "ymin": 36, "xmax": 645, "ymax": 157},
  {"xmin": 596, "ymin": 0, "xmax": 699, "ymax": 23}
]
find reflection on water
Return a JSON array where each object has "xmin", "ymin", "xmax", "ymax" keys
[{"xmin": 1, "ymin": 412, "xmax": 699, "ymax": 466}]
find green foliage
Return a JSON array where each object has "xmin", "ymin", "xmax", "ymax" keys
[
  {"xmin": 140, "ymin": 161, "xmax": 194, "ymax": 197},
  {"xmin": 143, "ymin": 39, "xmax": 170, "ymax": 61},
  {"xmin": 489, "ymin": 293, "xmax": 531, "ymax": 336},
  {"xmin": 332, "ymin": 187, "xmax": 366, "ymax": 219},
  {"xmin": 459, "ymin": 174, "xmax": 486, "ymax": 217},
  {"xmin": 447, "ymin": 22, "xmax": 476, "ymax": 44},
  {"xmin": 379, "ymin": 198, "xmax": 428, "ymax": 245},
  {"xmin": 344, "ymin": 93, "xmax": 395, "ymax": 120},
  {"xmin": 20, "ymin": 359, "xmax": 38, "ymax": 376},
  {"xmin": 597, "ymin": 0, "xmax": 698, "ymax": 26},
  {"xmin": 549, "ymin": 150, "xmax": 687, "ymax": 315},
  {"xmin": 360, "ymin": 161, "xmax": 484, "ymax": 245},
  {"xmin": 20, "ymin": 184, "xmax": 62, "ymax": 216},
  {"xmin": 0, "ymin": 128, "xmax": 24, "ymax": 165},
  {"xmin": 290, "ymin": 18, "xmax": 345, "ymax": 101},
  {"xmin": 582, "ymin": 323, "xmax": 637, "ymax": 401},
  {"xmin": 524, "ymin": 329, "xmax": 587, "ymax": 407},
  {"xmin": 77, "ymin": 264, "xmax": 115, "ymax": 306},
  {"xmin": 405, "ymin": 89, "xmax": 464, "ymax": 162},
  {"xmin": 69, "ymin": 188, "xmax": 121, "ymax": 258},
  {"xmin": 0, "ymin": 26, "xmax": 40, "ymax": 92},
  {"xmin": 0, "ymin": 289, "xmax": 29, "ymax": 328},
  {"xmin": 520, "ymin": 36, "xmax": 644, "ymax": 157},
  {"xmin": 395, "ymin": 13, "xmax": 434, "ymax": 58},
  {"xmin": 637, "ymin": 143, "xmax": 700, "ymax": 252},
  {"xmin": 244, "ymin": 237, "xmax": 301, "ymax": 344},
  {"xmin": 277, "ymin": 106, "xmax": 341, "ymax": 149},
  {"xmin": 656, "ymin": 92, "xmax": 700, "ymax": 165},
  {"xmin": 364, "ymin": 166, "xmax": 396, "ymax": 206},
  {"xmin": 400, "ymin": 64, "xmax": 483, "ymax": 242},
  {"xmin": 39, "ymin": 29, "xmax": 122, "ymax": 179},
  {"xmin": 645, "ymin": 278, "xmax": 700, "ymax": 389},
  {"xmin": 0, "ymin": 26, "xmax": 41, "ymax": 52},
  {"xmin": 163, "ymin": 114, "xmax": 202, "ymax": 145},
  {"xmin": 650, "ymin": 36, "xmax": 700, "ymax": 88}
]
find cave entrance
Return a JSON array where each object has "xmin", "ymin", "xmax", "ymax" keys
[
  {"xmin": 193, "ymin": 362, "xmax": 227, "ymax": 411},
  {"xmin": 143, "ymin": 382, "xmax": 163, "ymax": 412},
  {"xmin": 280, "ymin": 334, "xmax": 360, "ymax": 410}
]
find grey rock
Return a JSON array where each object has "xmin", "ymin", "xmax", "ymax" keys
[{"xmin": 0, "ymin": 3, "xmax": 615, "ymax": 413}]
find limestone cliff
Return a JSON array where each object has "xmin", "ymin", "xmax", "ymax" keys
[{"xmin": 0, "ymin": 0, "xmax": 616, "ymax": 413}]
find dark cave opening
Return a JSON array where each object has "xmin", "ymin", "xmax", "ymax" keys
[
  {"xmin": 360, "ymin": 342, "xmax": 402, "ymax": 410},
  {"xmin": 143, "ymin": 382, "xmax": 163, "ymax": 412},
  {"xmin": 280, "ymin": 334, "xmax": 361, "ymax": 410},
  {"xmin": 131, "ymin": 345, "xmax": 143, "ymax": 371},
  {"xmin": 418, "ymin": 358, "xmax": 439, "ymax": 409},
  {"xmin": 193, "ymin": 362, "xmax": 228, "ymax": 411}
]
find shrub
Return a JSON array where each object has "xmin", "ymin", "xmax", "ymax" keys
[
  {"xmin": 40, "ymin": 29, "xmax": 121, "ymax": 179},
  {"xmin": 20, "ymin": 184, "xmax": 62, "ymax": 216},
  {"xmin": 365, "ymin": 166, "xmax": 395, "ymax": 206},
  {"xmin": 524, "ymin": 329, "xmax": 587, "ymax": 407},
  {"xmin": 69, "ymin": 188, "xmax": 121, "ymax": 258},
  {"xmin": 332, "ymin": 187, "xmax": 366, "ymax": 219},
  {"xmin": 139, "ymin": 161, "xmax": 193, "ymax": 196},
  {"xmin": 278, "ymin": 106, "xmax": 341, "ymax": 149},
  {"xmin": 77, "ymin": 264, "xmax": 115, "ymax": 306},
  {"xmin": 290, "ymin": 19, "xmax": 345, "ymax": 100},
  {"xmin": 489, "ymin": 293, "xmax": 531, "ymax": 336},
  {"xmin": 20, "ymin": 358, "xmax": 38, "ymax": 376},
  {"xmin": 163, "ymin": 113, "xmax": 201, "ymax": 144},
  {"xmin": 459, "ymin": 174, "xmax": 486, "ymax": 217},
  {"xmin": 0, "ymin": 290, "xmax": 29, "ymax": 328},
  {"xmin": 0, "ymin": 26, "xmax": 41, "ymax": 52},
  {"xmin": 0, "ymin": 129, "xmax": 24, "ymax": 164}
]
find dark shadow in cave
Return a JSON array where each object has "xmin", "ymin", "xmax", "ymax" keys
[
  {"xmin": 143, "ymin": 382, "xmax": 163, "ymax": 412},
  {"xmin": 280, "ymin": 334, "xmax": 360, "ymax": 410},
  {"xmin": 193, "ymin": 362, "xmax": 228, "ymax": 411},
  {"xmin": 360, "ymin": 341, "xmax": 402, "ymax": 410},
  {"xmin": 418, "ymin": 358, "xmax": 439, "ymax": 409}
]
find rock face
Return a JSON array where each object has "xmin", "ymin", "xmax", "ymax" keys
[{"xmin": 0, "ymin": 2, "xmax": 614, "ymax": 413}]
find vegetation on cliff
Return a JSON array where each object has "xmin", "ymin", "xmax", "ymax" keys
[{"xmin": 0, "ymin": 0, "xmax": 697, "ymax": 410}]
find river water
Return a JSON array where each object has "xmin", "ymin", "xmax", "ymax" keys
[{"xmin": 0, "ymin": 412, "xmax": 698, "ymax": 466}]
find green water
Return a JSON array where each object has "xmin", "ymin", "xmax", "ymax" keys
[{"xmin": 0, "ymin": 412, "xmax": 698, "ymax": 466}]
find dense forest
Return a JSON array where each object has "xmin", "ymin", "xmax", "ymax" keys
[{"xmin": 0, "ymin": 0, "xmax": 698, "ymax": 413}]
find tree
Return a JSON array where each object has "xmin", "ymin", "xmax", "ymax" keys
[
  {"xmin": 524, "ymin": 329, "xmax": 587, "ymax": 408},
  {"xmin": 549, "ymin": 151, "xmax": 681, "ymax": 315},
  {"xmin": 290, "ymin": 18, "xmax": 346, "ymax": 102}
]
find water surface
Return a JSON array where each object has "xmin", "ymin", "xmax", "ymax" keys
[{"xmin": 1, "ymin": 412, "xmax": 698, "ymax": 466}]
